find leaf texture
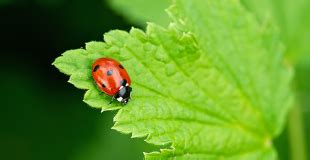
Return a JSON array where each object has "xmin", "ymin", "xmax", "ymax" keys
[{"xmin": 53, "ymin": 0, "xmax": 293, "ymax": 159}]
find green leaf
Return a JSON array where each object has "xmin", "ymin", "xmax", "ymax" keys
[
  {"xmin": 241, "ymin": 0, "xmax": 310, "ymax": 64},
  {"xmin": 240, "ymin": 1, "xmax": 310, "ymax": 159},
  {"xmin": 108, "ymin": 0, "xmax": 170, "ymax": 26},
  {"xmin": 53, "ymin": 0, "xmax": 293, "ymax": 159}
]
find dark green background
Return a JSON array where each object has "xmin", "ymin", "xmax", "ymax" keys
[
  {"xmin": 0, "ymin": 0, "xmax": 308, "ymax": 160},
  {"xmin": 0, "ymin": 0, "xmax": 156, "ymax": 159}
]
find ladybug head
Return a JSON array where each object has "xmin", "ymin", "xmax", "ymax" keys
[{"xmin": 115, "ymin": 86, "xmax": 132, "ymax": 104}]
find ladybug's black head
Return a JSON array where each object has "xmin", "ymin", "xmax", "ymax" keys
[{"xmin": 115, "ymin": 86, "xmax": 132, "ymax": 104}]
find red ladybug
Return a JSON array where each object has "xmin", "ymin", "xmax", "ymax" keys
[{"xmin": 92, "ymin": 57, "xmax": 132, "ymax": 104}]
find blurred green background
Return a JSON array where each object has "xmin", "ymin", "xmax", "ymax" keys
[
  {"xmin": 0, "ymin": 0, "xmax": 309, "ymax": 160},
  {"xmin": 0, "ymin": 0, "xmax": 156, "ymax": 159}
]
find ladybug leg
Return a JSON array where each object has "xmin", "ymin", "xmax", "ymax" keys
[{"xmin": 108, "ymin": 96, "xmax": 115, "ymax": 105}]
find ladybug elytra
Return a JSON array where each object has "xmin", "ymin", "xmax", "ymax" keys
[{"xmin": 92, "ymin": 57, "xmax": 132, "ymax": 104}]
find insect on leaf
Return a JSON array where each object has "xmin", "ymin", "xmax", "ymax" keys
[{"xmin": 53, "ymin": 0, "xmax": 293, "ymax": 159}]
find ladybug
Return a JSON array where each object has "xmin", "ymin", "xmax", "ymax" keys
[{"xmin": 92, "ymin": 57, "xmax": 132, "ymax": 104}]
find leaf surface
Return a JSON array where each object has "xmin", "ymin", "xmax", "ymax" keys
[
  {"xmin": 53, "ymin": 0, "xmax": 293, "ymax": 159},
  {"xmin": 108, "ymin": 0, "xmax": 170, "ymax": 26},
  {"xmin": 241, "ymin": 0, "xmax": 310, "ymax": 63}
]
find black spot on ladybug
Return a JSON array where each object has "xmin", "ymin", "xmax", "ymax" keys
[
  {"xmin": 120, "ymin": 79, "xmax": 127, "ymax": 86},
  {"xmin": 119, "ymin": 64, "xmax": 124, "ymax": 69},
  {"xmin": 93, "ymin": 65, "xmax": 100, "ymax": 72},
  {"xmin": 107, "ymin": 69, "xmax": 113, "ymax": 76},
  {"xmin": 102, "ymin": 83, "xmax": 106, "ymax": 88}
]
